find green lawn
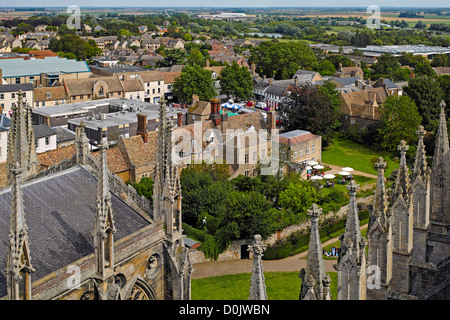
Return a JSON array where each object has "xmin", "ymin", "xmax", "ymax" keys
[
  {"xmin": 192, "ymin": 271, "xmax": 337, "ymax": 300},
  {"xmin": 322, "ymin": 138, "xmax": 399, "ymax": 177}
]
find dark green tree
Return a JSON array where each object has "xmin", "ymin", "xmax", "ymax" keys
[
  {"xmin": 403, "ymin": 76, "xmax": 445, "ymax": 130},
  {"xmin": 172, "ymin": 65, "xmax": 216, "ymax": 103},
  {"xmin": 218, "ymin": 61, "xmax": 253, "ymax": 101},
  {"xmin": 376, "ymin": 95, "xmax": 422, "ymax": 152},
  {"xmin": 278, "ymin": 82, "xmax": 341, "ymax": 147}
]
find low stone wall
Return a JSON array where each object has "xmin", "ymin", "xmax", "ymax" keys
[{"xmin": 189, "ymin": 195, "xmax": 373, "ymax": 264}]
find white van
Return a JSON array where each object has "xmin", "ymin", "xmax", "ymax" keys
[{"xmin": 256, "ymin": 102, "xmax": 267, "ymax": 109}]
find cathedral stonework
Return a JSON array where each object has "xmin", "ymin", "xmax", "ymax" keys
[{"xmin": 0, "ymin": 96, "xmax": 192, "ymax": 300}]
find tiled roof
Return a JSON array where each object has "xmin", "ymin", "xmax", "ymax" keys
[
  {"xmin": 121, "ymin": 133, "xmax": 158, "ymax": 168},
  {"xmin": 92, "ymin": 146, "xmax": 129, "ymax": 174},
  {"xmin": 161, "ymin": 71, "xmax": 181, "ymax": 84},
  {"xmin": 188, "ymin": 101, "xmax": 211, "ymax": 116},
  {"xmin": 33, "ymin": 86, "xmax": 67, "ymax": 102},
  {"xmin": 64, "ymin": 75, "xmax": 123, "ymax": 96},
  {"xmin": 121, "ymin": 79, "xmax": 144, "ymax": 92},
  {"xmin": 37, "ymin": 145, "xmax": 76, "ymax": 169}
]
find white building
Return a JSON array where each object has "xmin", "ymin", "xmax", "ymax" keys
[
  {"xmin": 33, "ymin": 124, "xmax": 57, "ymax": 154},
  {"xmin": 0, "ymin": 83, "xmax": 34, "ymax": 116}
]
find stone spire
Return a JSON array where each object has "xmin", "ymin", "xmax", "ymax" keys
[
  {"xmin": 248, "ymin": 234, "xmax": 268, "ymax": 300},
  {"xmin": 7, "ymin": 90, "xmax": 39, "ymax": 184},
  {"xmin": 393, "ymin": 140, "xmax": 411, "ymax": 204},
  {"xmin": 94, "ymin": 139, "xmax": 116, "ymax": 280},
  {"xmin": 334, "ymin": 180, "xmax": 367, "ymax": 300},
  {"xmin": 411, "ymin": 126, "xmax": 431, "ymax": 263},
  {"xmin": 75, "ymin": 121, "xmax": 90, "ymax": 165},
  {"xmin": 390, "ymin": 141, "xmax": 414, "ymax": 295},
  {"xmin": 153, "ymin": 98, "xmax": 182, "ymax": 240},
  {"xmin": 367, "ymin": 157, "xmax": 393, "ymax": 300},
  {"xmin": 6, "ymin": 162, "xmax": 35, "ymax": 300},
  {"xmin": 371, "ymin": 157, "xmax": 389, "ymax": 231},
  {"xmin": 429, "ymin": 101, "xmax": 449, "ymax": 227},
  {"xmin": 412, "ymin": 126, "xmax": 428, "ymax": 183},
  {"xmin": 299, "ymin": 204, "xmax": 331, "ymax": 300}
]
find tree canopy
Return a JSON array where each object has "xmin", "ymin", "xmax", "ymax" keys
[
  {"xmin": 278, "ymin": 82, "xmax": 341, "ymax": 147},
  {"xmin": 248, "ymin": 41, "xmax": 318, "ymax": 80},
  {"xmin": 172, "ymin": 65, "xmax": 216, "ymax": 103},
  {"xmin": 218, "ymin": 61, "xmax": 253, "ymax": 101}
]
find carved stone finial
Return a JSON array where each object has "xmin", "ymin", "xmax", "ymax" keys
[
  {"xmin": 375, "ymin": 157, "xmax": 387, "ymax": 171},
  {"xmin": 307, "ymin": 203, "xmax": 322, "ymax": 220},
  {"xmin": 346, "ymin": 179, "xmax": 360, "ymax": 194}
]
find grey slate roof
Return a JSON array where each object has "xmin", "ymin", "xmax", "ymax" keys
[
  {"xmin": 33, "ymin": 124, "xmax": 56, "ymax": 139},
  {"xmin": 0, "ymin": 83, "xmax": 34, "ymax": 93},
  {"xmin": 0, "ymin": 166, "xmax": 151, "ymax": 297}
]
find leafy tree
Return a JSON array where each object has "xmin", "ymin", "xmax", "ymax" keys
[
  {"xmin": 187, "ymin": 48, "xmax": 204, "ymax": 67},
  {"xmin": 49, "ymin": 34, "xmax": 101, "ymax": 60},
  {"xmin": 414, "ymin": 61, "xmax": 437, "ymax": 78},
  {"xmin": 431, "ymin": 54, "xmax": 449, "ymax": 67},
  {"xmin": 279, "ymin": 82, "xmax": 341, "ymax": 147},
  {"xmin": 11, "ymin": 22, "xmax": 34, "ymax": 36},
  {"xmin": 403, "ymin": 76, "xmax": 445, "ymax": 130},
  {"xmin": 130, "ymin": 177, "xmax": 154, "ymax": 205},
  {"xmin": 372, "ymin": 53, "xmax": 409, "ymax": 81},
  {"xmin": 248, "ymin": 41, "xmax": 317, "ymax": 80},
  {"xmin": 218, "ymin": 61, "xmax": 253, "ymax": 101},
  {"xmin": 436, "ymin": 75, "xmax": 450, "ymax": 115},
  {"xmin": 316, "ymin": 59, "xmax": 336, "ymax": 76},
  {"xmin": 278, "ymin": 182, "xmax": 318, "ymax": 219},
  {"xmin": 376, "ymin": 95, "xmax": 422, "ymax": 152},
  {"xmin": 172, "ymin": 65, "xmax": 216, "ymax": 103},
  {"xmin": 162, "ymin": 48, "xmax": 186, "ymax": 66}
]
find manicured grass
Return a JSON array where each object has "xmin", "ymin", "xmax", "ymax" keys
[
  {"xmin": 191, "ymin": 271, "xmax": 337, "ymax": 300},
  {"xmin": 322, "ymin": 138, "xmax": 399, "ymax": 177}
]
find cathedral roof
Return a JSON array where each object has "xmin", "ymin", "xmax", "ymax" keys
[{"xmin": 0, "ymin": 165, "xmax": 150, "ymax": 297}]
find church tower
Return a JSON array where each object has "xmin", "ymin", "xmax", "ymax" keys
[
  {"xmin": 390, "ymin": 140, "xmax": 414, "ymax": 296},
  {"xmin": 366, "ymin": 157, "xmax": 393, "ymax": 300},
  {"xmin": 299, "ymin": 204, "xmax": 332, "ymax": 300},
  {"xmin": 153, "ymin": 99, "xmax": 192, "ymax": 300},
  {"xmin": 248, "ymin": 234, "xmax": 268, "ymax": 300},
  {"xmin": 6, "ymin": 162, "xmax": 35, "ymax": 300},
  {"xmin": 334, "ymin": 180, "xmax": 367, "ymax": 300},
  {"xmin": 7, "ymin": 90, "xmax": 39, "ymax": 184}
]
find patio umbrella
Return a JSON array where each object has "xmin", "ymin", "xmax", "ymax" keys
[
  {"xmin": 310, "ymin": 176, "xmax": 323, "ymax": 180},
  {"xmin": 324, "ymin": 174, "xmax": 336, "ymax": 179},
  {"xmin": 307, "ymin": 160, "xmax": 319, "ymax": 166},
  {"xmin": 306, "ymin": 166, "xmax": 312, "ymax": 170},
  {"xmin": 313, "ymin": 165, "xmax": 325, "ymax": 169},
  {"xmin": 342, "ymin": 167, "xmax": 353, "ymax": 172},
  {"xmin": 338, "ymin": 171, "xmax": 351, "ymax": 176}
]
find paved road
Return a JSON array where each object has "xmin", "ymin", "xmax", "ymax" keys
[{"xmin": 191, "ymin": 224, "xmax": 368, "ymax": 279}]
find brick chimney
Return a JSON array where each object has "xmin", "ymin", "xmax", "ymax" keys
[
  {"xmin": 136, "ymin": 113, "xmax": 148, "ymax": 143},
  {"xmin": 267, "ymin": 110, "xmax": 276, "ymax": 135},
  {"xmin": 177, "ymin": 112, "xmax": 183, "ymax": 127},
  {"xmin": 209, "ymin": 99, "xmax": 221, "ymax": 126},
  {"xmin": 251, "ymin": 63, "xmax": 256, "ymax": 76},
  {"xmin": 206, "ymin": 59, "xmax": 210, "ymax": 68}
]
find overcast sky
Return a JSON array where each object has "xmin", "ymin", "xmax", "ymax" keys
[{"xmin": 0, "ymin": 0, "xmax": 449, "ymax": 8}]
